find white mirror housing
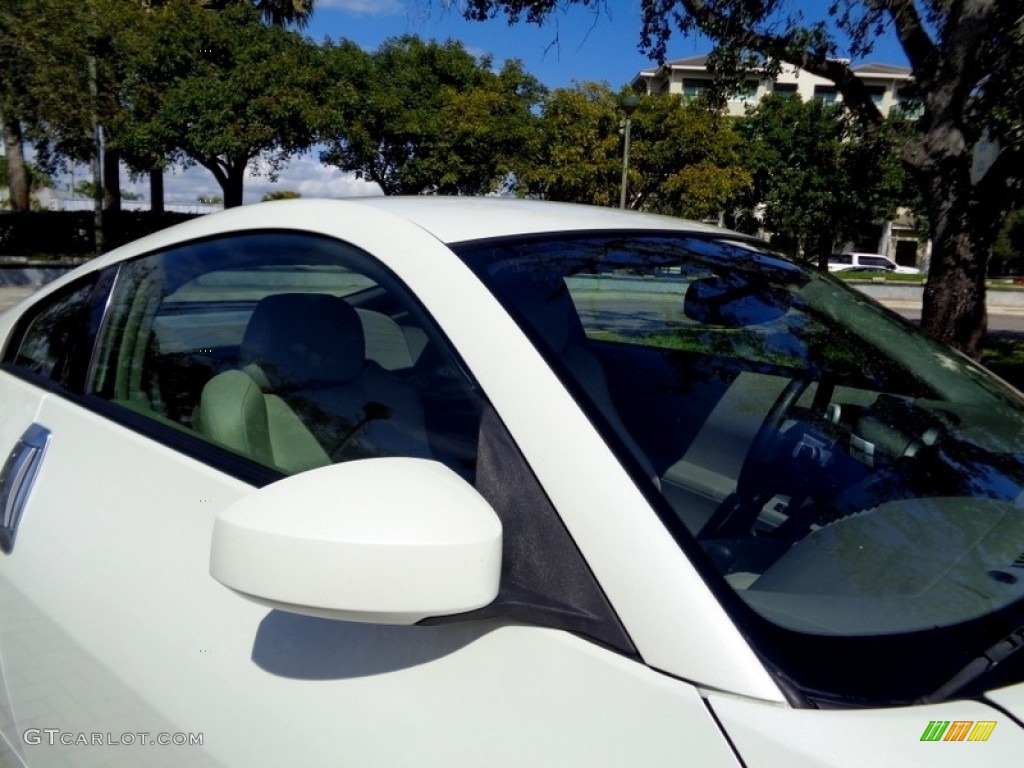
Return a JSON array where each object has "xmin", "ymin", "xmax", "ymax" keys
[{"xmin": 210, "ymin": 458, "xmax": 502, "ymax": 624}]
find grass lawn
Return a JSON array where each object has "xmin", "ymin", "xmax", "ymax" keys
[{"xmin": 837, "ymin": 270, "xmax": 924, "ymax": 282}]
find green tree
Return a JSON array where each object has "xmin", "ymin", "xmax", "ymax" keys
[
  {"xmin": 513, "ymin": 82, "xmax": 621, "ymax": 206},
  {"xmin": 0, "ymin": 0, "xmax": 44, "ymax": 212},
  {"xmin": 0, "ymin": 0, "xmax": 103, "ymax": 211},
  {"xmin": 194, "ymin": 0, "xmax": 315, "ymax": 27},
  {"xmin": 461, "ymin": 0, "xmax": 1024, "ymax": 358},
  {"xmin": 517, "ymin": 83, "xmax": 750, "ymax": 218},
  {"xmin": 992, "ymin": 209, "xmax": 1024, "ymax": 277},
  {"xmin": 320, "ymin": 36, "xmax": 544, "ymax": 196},
  {"xmin": 119, "ymin": 3, "xmax": 329, "ymax": 207},
  {"xmin": 628, "ymin": 93, "xmax": 750, "ymax": 218},
  {"xmin": 72, "ymin": 179, "xmax": 141, "ymax": 200},
  {"xmin": 0, "ymin": 0, "xmax": 146, "ymax": 220},
  {"xmin": 119, "ymin": 1, "xmax": 318, "ymax": 211},
  {"xmin": 735, "ymin": 94, "xmax": 906, "ymax": 265},
  {"xmin": 0, "ymin": 156, "xmax": 53, "ymax": 210},
  {"xmin": 261, "ymin": 189, "xmax": 301, "ymax": 201}
]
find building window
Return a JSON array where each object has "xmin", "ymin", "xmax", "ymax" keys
[
  {"xmin": 865, "ymin": 85, "xmax": 886, "ymax": 108},
  {"xmin": 813, "ymin": 85, "xmax": 839, "ymax": 104},
  {"xmin": 772, "ymin": 83, "xmax": 798, "ymax": 96},
  {"xmin": 730, "ymin": 80, "xmax": 759, "ymax": 102},
  {"xmin": 896, "ymin": 86, "xmax": 923, "ymax": 118},
  {"xmin": 682, "ymin": 80, "xmax": 711, "ymax": 99}
]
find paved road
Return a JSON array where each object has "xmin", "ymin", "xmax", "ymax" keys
[{"xmin": 889, "ymin": 307, "xmax": 1024, "ymax": 335}]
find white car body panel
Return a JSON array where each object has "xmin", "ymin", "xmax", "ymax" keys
[
  {"xmin": 0, "ymin": 197, "xmax": 779, "ymax": 700},
  {"xmin": 985, "ymin": 682, "xmax": 1024, "ymax": 722},
  {"xmin": 827, "ymin": 252, "xmax": 921, "ymax": 275},
  {"xmin": 710, "ymin": 692, "xmax": 1023, "ymax": 767},
  {"xmin": 0, "ymin": 393, "xmax": 742, "ymax": 767},
  {"xmin": 211, "ymin": 458, "xmax": 504, "ymax": 623},
  {"xmin": 1, "ymin": 198, "xmax": 1020, "ymax": 765}
]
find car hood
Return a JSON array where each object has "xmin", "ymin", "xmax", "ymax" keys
[
  {"xmin": 986, "ymin": 680, "xmax": 1024, "ymax": 723},
  {"xmin": 711, "ymin": 686, "xmax": 1024, "ymax": 766}
]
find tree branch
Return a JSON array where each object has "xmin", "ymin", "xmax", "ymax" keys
[
  {"xmin": 880, "ymin": 0, "xmax": 939, "ymax": 86},
  {"xmin": 195, "ymin": 155, "xmax": 228, "ymax": 188},
  {"xmin": 672, "ymin": 0, "xmax": 886, "ymax": 127},
  {"xmin": 941, "ymin": 0, "xmax": 1002, "ymax": 112}
]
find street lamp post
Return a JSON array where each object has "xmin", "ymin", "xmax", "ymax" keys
[{"xmin": 619, "ymin": 94, "xmax": 640, "ymax": 210}]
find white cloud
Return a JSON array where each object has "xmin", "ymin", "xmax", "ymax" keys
[
  {"xmin": 318, "ymin": 0, "xmax": 405, "ymax": 15},
  {"xmin": 114, "ymin": 152, "xmax": 381, "ymax": 206},
  {"xmin": 243, "ymin": 154, "xmax": 382, "ymax": 202},
  {"xmin": 52, "ymin": 149, "xmax": 382, "ymax": 208}
]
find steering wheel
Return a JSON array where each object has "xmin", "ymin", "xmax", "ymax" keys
[
  {"xmin": 736, "ymin": 377, "xmax": 810, "ymax": 508},
  {"xmin": 699, "ymin": 377, "xmax": 810, "ymax": 539}
]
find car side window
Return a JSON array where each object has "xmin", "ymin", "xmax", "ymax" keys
[
  {"xmin": 2, "ymin": 276, "xmax": 99, "ymax": 386},
  {"xmin": 861, "ymin": 256, "xmax": 893, "ymax": 270},
  {"xmin": 89, "ymin": 233, "xmax": 483, "ymax": 480}
]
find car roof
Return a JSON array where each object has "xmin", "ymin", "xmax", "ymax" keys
[
  {"xmin": 344, "ymin": 196, "xmax": 733, "ymax": 243},
  {"xmin": 82, "ymin": 197, "xmax": 739, "ymax": 271}
]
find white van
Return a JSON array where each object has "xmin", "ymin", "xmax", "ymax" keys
[{"xmin": 828, "ymin": 252, "xmax": 921, "ymax": 274}]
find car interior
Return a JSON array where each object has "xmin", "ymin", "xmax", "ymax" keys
[
  {"xmin": 88, "ymin": 252, "xmax": 482, "ymax": 481},
  {"xmin": 474, "ymin": 250, "xmax": 1024, "ymax": 636}
]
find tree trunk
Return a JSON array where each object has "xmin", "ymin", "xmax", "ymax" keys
[
  {"xmin": 198, "ymin": 155, "xmax": 245, "ymax": 208},
  {"xmin": 1, "ymin": 113, "xmax": 30, "ymax": 212},
  {"xmin": 919, "ymin": 172, "xmax": 996, "ymax": 359},
  {"xmin": 814, "ymin": 227, "xmax": 835, "ymax": 271},
  {"xmin": 150, "ymin": 169, "xmax": 164, "ymax": 214},
  {"xmin": 222, "ymin": 161, "xmax": 245, "ymax": 208},
  {"xmin": 103, "ymin": 147, "xmax": 121, "ymax": 213}
]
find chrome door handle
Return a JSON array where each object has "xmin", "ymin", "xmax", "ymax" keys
[{"xmin": 0, "ymin": 424, "xmax": 51, "ymax": 554}]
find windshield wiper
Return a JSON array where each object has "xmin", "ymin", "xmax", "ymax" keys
[{"xmin": 918, "ymin": 626, "xmax": 1024, "ymax": 704}]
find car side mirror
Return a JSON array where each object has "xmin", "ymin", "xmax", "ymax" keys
[{"xmin": 210, "ymin": 458, "xmax": 502, "ymax": 624}]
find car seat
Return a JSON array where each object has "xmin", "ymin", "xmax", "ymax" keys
[{"xmin": 198, "ymin": 293, "xmax": 430, "ymax": 474}]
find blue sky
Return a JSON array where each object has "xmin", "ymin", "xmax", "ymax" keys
[
  {"xmin": 307, "ymin": 0, "xmax": 909, "ymax": 89},
  {"xmin": 117, "ymin": 0, "xmax": 911, "ymax": 205}
]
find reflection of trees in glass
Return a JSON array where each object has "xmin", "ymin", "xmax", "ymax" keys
[{"xmin": 15, "ymin": 282, "xmax": 94, "ymax": 379}]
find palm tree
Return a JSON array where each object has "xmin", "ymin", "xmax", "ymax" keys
[
  {"xmin": 253, "ymin": 0, "xmax": 314, "ymax": 28},
  {"xmin": 196, "ymin": 1, "xmax": 315, "ymax": 28}
]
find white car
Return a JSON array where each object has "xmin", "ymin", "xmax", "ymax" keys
[
  {"xmin": 1, "ymin": 197, "xmax": 1022, "ymax": 767},
  {"xmin": 828, "ymin": 251, "xmax": 922, "ymax": 274}
]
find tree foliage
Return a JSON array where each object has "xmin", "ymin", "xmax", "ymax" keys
[
  {"xmin": 628, "ymin": 93, "xmax": 750, "ymax": 218},
  {"xmin": 118, "ymin": 2, "xmax": 328, "ymax": 207},
  {"xmin": 514, "ymin": 83, "xmax": 621, "ymax": 206},
  {"xmin": 197, "ymin": 0, "xmax": 315, "ymax": 27},
  {"xmin": 993, "ymin": 209, "xmax": 1024, "ymax": 277},
  {"xmin": 460, "ymin": 0, "xmax": 1024, "ymax": 357},
  {"xmin": 262, "ymin": 189, "xmax": 302, "ymax": 201},
  {"xmin": 734, "ymin": 93, "xmax": 907, "ymax": 265},
  {"xmin": 0, "ymin": 0, "xmax": 123, "ymax": 209},
  {"xmin": 320, "ymin": 36, "xmax": 544, "ymax": 196},
  {"xmin": 0, "ymin": 0, "xmax": 320, "ymax": 215},
  {"xmin": 518, "ymin": 83, "xmax": 749, "ymax": 217}
]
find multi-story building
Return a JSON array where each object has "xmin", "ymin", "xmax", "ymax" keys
[
  {"xmin": 632, "ymin": 55, "xmax": 924, "ymax": 268},
  {"xmin": 631, "ymin": 54, "xmax": 916, "ymax": 118}
]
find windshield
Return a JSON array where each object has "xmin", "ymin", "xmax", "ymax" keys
[{"xmin": 457, "ymin": 233, "xmax": 1024, "ymax": 705}]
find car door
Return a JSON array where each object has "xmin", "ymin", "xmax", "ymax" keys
[{"xmin": 0, "ymin": 229, "xmax": 741, "ymax": 767}]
